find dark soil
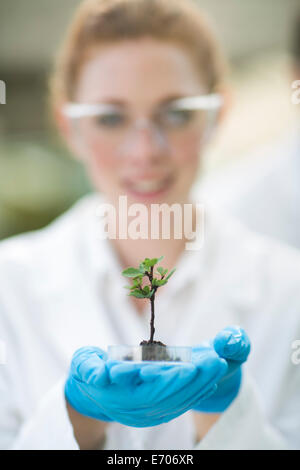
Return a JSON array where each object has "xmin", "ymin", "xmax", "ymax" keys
[
  {"xmin": 139, "ymin": 340, "xmax": 166, "ymax": 347},
  {"xmin": 139, "ymin": 341, "xmax": 178, "ymax": 361},
  {"xmin": 122, "ymin": 342, "xmax": 181, "ymax": 362}
]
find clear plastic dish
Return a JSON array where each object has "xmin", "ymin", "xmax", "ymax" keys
[{"xmin": 108, "ymin": 344, "xmax": 192, "ymax": 362}]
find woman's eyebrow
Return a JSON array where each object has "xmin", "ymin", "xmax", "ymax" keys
[
  {"xmin": 158, "ymin": 93, "xmax": 195, "ymax": 107},
  {"xmin": 89, "ymin": 93, "xmax": 197, "ymax": 110},
  {"xmin": 93, "ymin": 98, "xmax": 127, "ymax": 107}
]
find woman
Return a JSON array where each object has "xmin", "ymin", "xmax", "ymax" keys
[{"xmin": 0, "ymin": 0, "xmax": 299, "ymax": 450}]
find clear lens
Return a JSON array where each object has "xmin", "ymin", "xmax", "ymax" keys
[
  {"xmin": 92, "ymin": 112, "xmax": 128, "ymax": 129},
  {"xmin": 159, "ymin": 108, "xmax": 197, "ymax": 129}
]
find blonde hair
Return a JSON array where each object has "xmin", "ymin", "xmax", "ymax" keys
[{"xmin": 50, "ymin": 0, "xmax": 227, "ymax": 109}]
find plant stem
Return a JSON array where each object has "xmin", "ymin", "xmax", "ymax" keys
[
  {"xmin": 150, "ymin": 291, "xmax": 155, "ymax": 343},
  {"xmin": 149, "ymin": 266, "xmax": 156, "ymax": 343}
]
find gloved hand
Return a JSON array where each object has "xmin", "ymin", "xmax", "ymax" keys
[
  {"xmin": 65, "ymin": 345, "xmax": 228, "ymax": 428},
  {"xmin": 192, "ymin": 326, "xmax": 251, "ymax": 413}
]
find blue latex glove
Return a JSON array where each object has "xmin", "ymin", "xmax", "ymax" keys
[
  {"xmin": 65, "ymin": 345, "xmax": 228, "ymax": 428},
  {"xmin": 192, "ymin": 326, "xmax": 251, "ymax": 413}
]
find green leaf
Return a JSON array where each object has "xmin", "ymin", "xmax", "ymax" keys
[
  {"xmin": 139, "ymin": 263, "xmax": 147, "ymax": 273},
  {"xmin": 129, "ymin": 290, "xmax": 148, "ymax": 299},
  {"xmin": 149, "ymin": 258, "xmax": 158, "ymax": 266},
  {"xmin": 143, "ymin": 258, "xmax": 152, "ymax": 269},
  {"xmin": 122, "ymin": 268, "xmax": 142, "ymax": 278},
  {"xmin": 166, "ymin": 268, "xmax": 176, "ymax": 280},
  {"xmin": 140, "ymin": 260, "xmax": 152, "ymax": 272},
  {"xmin": 156, "ymin": 266, "xmax": 165, "ymax": 275},
  {"xmin": 150, "ymin": 258, "xmax": 158, "ymax": 267},
  {"xmin": 157, "ymin": 256, "xmax": 164, "ymax": 263},
  {"xmin": 157, "ymin": 267, "xmax": 168, "ymax": 277},
  {"xmin": 142, "ymin": 285, "xmax": 150, "ymax": 295},
  {"xmin": 143, "ymin": 257, "xmax": 161, "ymax": 268},
  {"xmin": 132, "ymin": 277, "xmax": 143, "ymax": 287},
  {"xmin": 153, "ymin": 278, "xmax": 168, "ymax": 287}
]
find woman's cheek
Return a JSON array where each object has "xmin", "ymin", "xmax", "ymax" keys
[
  {"xmin": 172, "ymin": 135, "xmax": 203, "ymax": 195},
  {"xmin": 85, "ymin": 139, "xmax": 119, "ymax": 189},
  {"xmin": 173, "ymin": 133, "xmax": 202, "ymax": 167}
]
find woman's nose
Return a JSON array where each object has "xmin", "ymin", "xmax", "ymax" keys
[{"xmin": 118, "ymin": 119, "xmax": 169, "ymax": 163}]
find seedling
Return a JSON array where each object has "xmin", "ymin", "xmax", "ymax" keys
[{"xmin": 122, "ymin": 256, "xmax": 176, "ymax": 360}]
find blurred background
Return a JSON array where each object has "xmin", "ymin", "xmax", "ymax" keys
[{"xmin": 0, "ymin": 0, "xmax": 299, "ymax": 240}]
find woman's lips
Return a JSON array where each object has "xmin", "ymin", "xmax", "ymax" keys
[{"xmin": 122, "ymin": 176, "xmax": 174, "ymax": 199}]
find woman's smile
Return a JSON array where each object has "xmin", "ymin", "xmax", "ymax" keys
[{"xmin": 121, "ymin": 174, "xmax": 175, "ymax": 200}]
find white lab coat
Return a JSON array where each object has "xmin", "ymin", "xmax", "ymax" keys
[
  {"xmin": 0, "ymin": 193, "xmax": 300, "ymax": 450},
  {"xmin": 199, "ymin": 131, "xmax": 300, "ymax": 250}
]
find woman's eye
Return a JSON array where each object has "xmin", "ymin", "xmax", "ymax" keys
[
  {"xmin": 94, "ymin": 113, "xmax": 126, "ymax": 128},
  {"xmin": 162, "ymin": 109, "xmax": 195, "ymax": 127}
]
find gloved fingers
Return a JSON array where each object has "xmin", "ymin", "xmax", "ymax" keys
[
  {"xmin": 191, "ymin": 382, "xmax": 218, "ymax": 404},
  {"xmin": 109, "ymin": 361, "xmax": 197, "ymax": 389},
  {"xmin": 155, "ymin": 358, "xmax": 225, "ymax": 414},
  {"xmin": 72, "ymin": 346, "xmax": 108, "ymax": 364},
  {"xmin": 111, "ymin": 381, "xmax": 219, "ymax": 426},
  {"xmin": 98, "ymin": 369, "xmax": 220, "ymax": 426},
  {"xmin": 108, "ymin": 361, "xmax": 144, "ymax": 386},
  {"xmin": 71, "ymin": 346, "xmax": 110, "ymax": 386},
  {"xmin": 134, "ymin": 363, "xmax": 171, "ymax": 383},
  {"xmin": 142, "ymin": 363, "xmax": 199, "ymax": 402},
  {"xmin": 191, "ymin": 346, "xmax": 216, "ymax": 365},
  {"xmin": 109, "ymin": 363, "xmax": 197, "ymax": 406},
  {"xmin": 192, "ymin": 348, "xmax": 228, "ymax": 376},
  {"xmin": 107, "ymin": 399, "xmax": 191, "ymax": 427},
  {"xmin": 139, "ymin": 362, "xmax": 196, "ymax": 383},
  {"xmin": 74, "ymin": 380, "xmax": 114, "ymax": 421},
  {"xmin": 163, "ymin": 383, "xmax": 218, "ymax": 416},
  {"xmin": 138, "ymin": 354, "xmax": 225, "ymax": 404},
  {"xmin": 213, "ymin": 326, "xmax": 251, "ymax": 364},
  {"xmin": 143, "ymin": 380, "xmax": 219, "ymax": 418},
  {"xmin": 191, "ymin": 353, "xmax": 228, "ymax": 398}
]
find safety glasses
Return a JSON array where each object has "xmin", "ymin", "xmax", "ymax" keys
[{"xmin": 62, "ymin": 93, "xmax": 223, "ymax": 145}]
